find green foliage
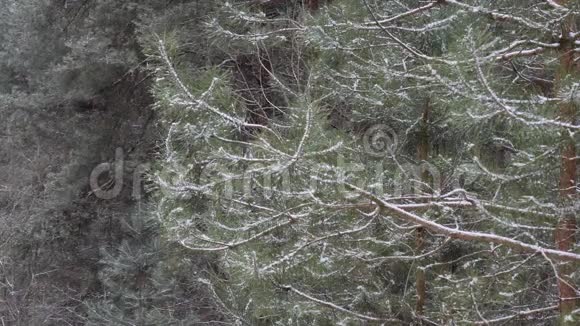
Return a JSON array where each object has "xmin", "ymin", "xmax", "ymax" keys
[
  {"xmin": 1, "ymin": 0, "xmax": 578, "ymax": 324},
  {"xmin": 85, "ymin": 212, "xmax": 207, "ymax": 325},
  {"xmin": 150, "ymin": 0, "xmax": 579, "ymax": 324}
]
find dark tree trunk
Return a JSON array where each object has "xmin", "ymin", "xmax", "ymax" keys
[
  {"xmin": 554, "ymin": 1, "xmax": 578, "ymax": 322},
  {"xmin": 306, "ymin": 0, "xmax": 319, "ymax": 11}
]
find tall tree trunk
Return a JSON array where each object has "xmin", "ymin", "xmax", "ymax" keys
[
  {"xmin": 415, "ymin": 99, "xmax": 431, "ymax": 316},
  {"xmin": 554, "ymin": 1, "xmax": 578, "ymax": 323}
]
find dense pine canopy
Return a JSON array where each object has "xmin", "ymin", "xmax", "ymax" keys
[{"xmin": 1, "ymin": 0, "xmax": 578, "ymax": 325}]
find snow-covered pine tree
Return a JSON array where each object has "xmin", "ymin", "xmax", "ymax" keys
[{"xmin": 152, "ymin": 0, "xmax": 579, "ymax": 324}]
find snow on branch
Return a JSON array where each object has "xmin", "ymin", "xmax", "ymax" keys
[{"xmin": 347, "ymin": 183, "xmax": 580, "ymax": 262}]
